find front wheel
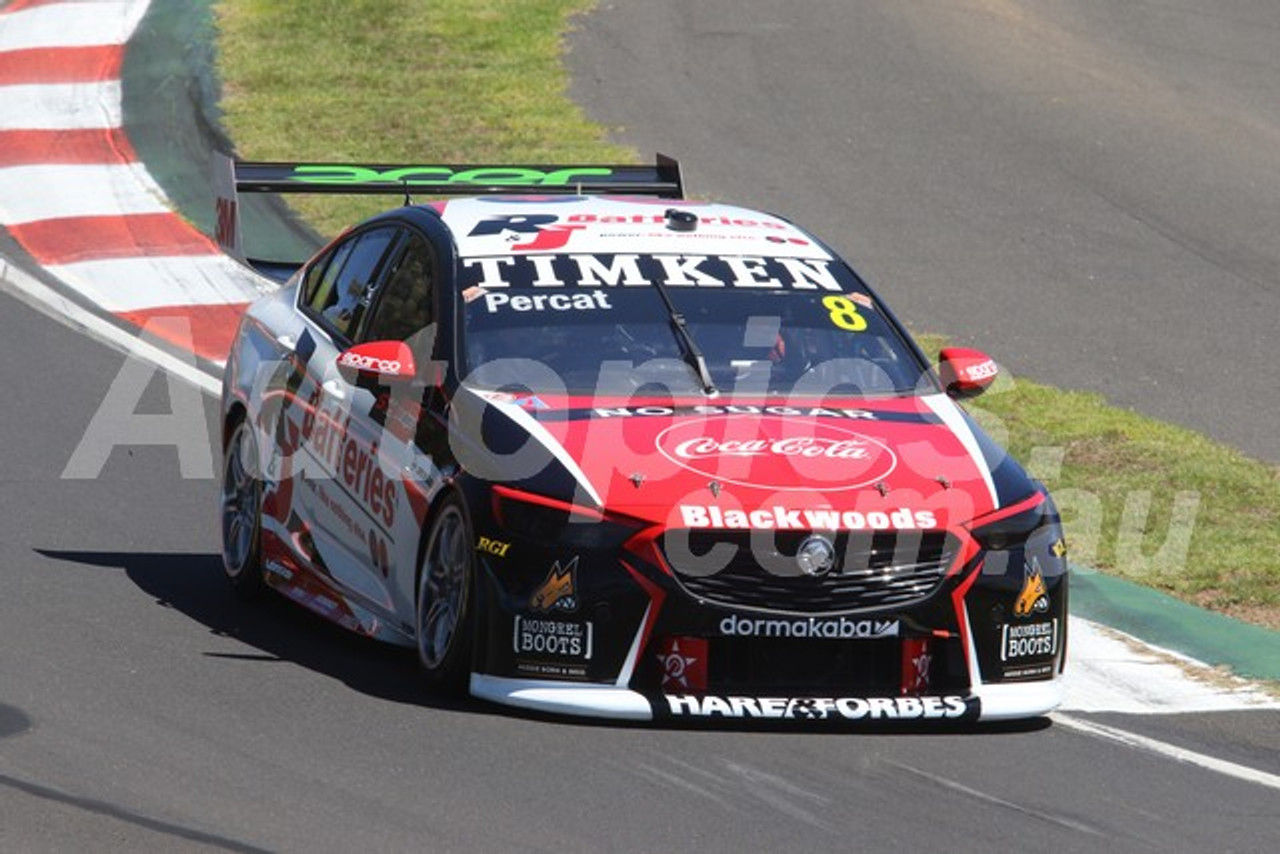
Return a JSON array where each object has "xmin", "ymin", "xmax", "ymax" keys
[
  {"xmin": 416, "ymin": 497, "xmax": 475, "ymax": 687},
  {"xmin": 220, "ymin": 418, "xmax": 265, "ymax": 598}
]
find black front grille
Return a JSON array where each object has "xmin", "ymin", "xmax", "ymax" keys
[
  {"xmin": 701, "ymin": 635, "xmax": 969, "ymax": 695},
  {"xmin": 709, "ymin": 637, "xmax": 902, "ymax": 694},
  {"xmin": 662, "ymin": 529, "xmax": 959, "ymax": 614}
]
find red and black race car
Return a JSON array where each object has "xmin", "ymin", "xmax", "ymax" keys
[{"xmin": 218, "ymin": 156, "xmax": 1067, "ymax": 724}]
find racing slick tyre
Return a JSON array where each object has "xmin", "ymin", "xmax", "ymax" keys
[
  {"xmin": 415, "ymin": 496, "xmax": 475, "ymax": 689},
  {"xmin": 220, "ymin": 417, "xmax": 266, "ymax": 599}
]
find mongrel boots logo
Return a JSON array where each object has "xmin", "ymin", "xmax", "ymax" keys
[{"xmin": 655, "ymin": 416, "xmax": 897, "ymax": 491}]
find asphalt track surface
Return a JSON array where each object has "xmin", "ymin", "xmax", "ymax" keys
[
  {"xmin": 1, "ymin": 2, "xmax": 1279, "ymax": 852},
  {"xmin": 570, "ymin": 0, "xmax": 1280, "ymax": 464},
  {"xmin": 0, "ymin": 314, "xmax": 1274, "ymax": 852}
]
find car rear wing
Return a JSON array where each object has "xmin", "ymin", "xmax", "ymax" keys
[{"xmin": 212, "ymin": 152, "xmax": 684, "ymax": 261}]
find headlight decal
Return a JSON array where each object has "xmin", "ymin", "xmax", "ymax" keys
[
  {"xmin": 964, "ymin": 493, "xmax": 1069, "ymax": 684},
  {"xmin": 618, "ymin": 560, "xmax": 666, "ymax": 688}
]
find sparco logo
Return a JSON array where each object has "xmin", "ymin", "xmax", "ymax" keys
[
  {"xmin": 655, "ymin": 416, "xmax": 896, "ymax": 491},
  {"xmin": 719, "ymin": 615, "xmax": 899, "ymax": 639},
  {"xmin": 337, "ymin": 352, "xmax": 402, "ymax": 374}
]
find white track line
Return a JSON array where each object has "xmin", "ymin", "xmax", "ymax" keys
[
  {"xmin": 0, "ymin": 254, "xmax": 220, "ymax": 396},
  {"xmin": 1054, "ymin": 713, "xmax": 1280, "ymax": 793}
]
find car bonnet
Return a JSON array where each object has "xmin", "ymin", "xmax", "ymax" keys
[{"xmin": 453, "ymin": 387, "xmax": 1013, "ymax": 533}]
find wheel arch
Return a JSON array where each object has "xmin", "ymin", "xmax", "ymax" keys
[
  {"xmin": 412, "ymin": 477, "xmax": 481, "ymax": 685},
  {"xmin": 413, "ymin": 477, "xmax": 473, "ymax": 590},
  {"xmin": 223, "ymin": 400, "xmax": 248, "ymax": 451}
]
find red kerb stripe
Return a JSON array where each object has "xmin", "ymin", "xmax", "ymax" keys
[
  {"xmin": 0, "ymin": 128, "xmax": 136, "ymax": 166},
  {"xmin": 1, "ymin": 0, "xmax": 75, "ymax": 13},
  {"xmin": 117, "ymin": 303, "xmax": 252, "ymax": 364},
  {"xmin": 0, "ymin": 45, "xmax": 124, "ymax": 84},
  {"xmin": 10, "ymin": 213, "xmax": 218, "ymax": 265}
]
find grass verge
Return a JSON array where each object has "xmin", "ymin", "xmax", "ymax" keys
[
  {"xmin": 214, "ymin": 0, "xmax": 630, "ymax": 235},
  {"xmin": 916, "ymin": 336, "xmax": 1280, "ymax": 630},
  {"xmin": 214, "ymin": 1, "xmax": 1279, "ymax": 630}
]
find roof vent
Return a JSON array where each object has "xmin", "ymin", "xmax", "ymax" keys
[{"xmin": 665, "ymin": 208, "xmax": 698, "ymax": 232}]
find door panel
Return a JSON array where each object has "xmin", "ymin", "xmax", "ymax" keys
[
  {"xmin": 288, "ymin": 226, "xmax": 408, "ymax": 621},
  {"xmin": 353, "ymin": 229, "xmax": 446, "ymax": 627}
]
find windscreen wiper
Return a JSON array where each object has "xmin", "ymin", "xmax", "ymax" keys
[
  {"xmin": 661, "ymin": 300, "xmax": 717, "ymax": 396},
  {"xmin": 647, "ymin": 218, "xmax": 718, "ymax": 395}
]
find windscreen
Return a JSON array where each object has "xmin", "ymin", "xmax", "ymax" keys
[{"xmin": 459, "ymin": 253, "xmax": 928, "ymax": 398}]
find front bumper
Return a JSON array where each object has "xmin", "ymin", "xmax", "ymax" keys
[
  {"xmin": 469, "ymin": 505, "xmax": 1069, "ymax": 723},
  {"xmin": 469, "ymin": 674, "xmax": 1066, "ymax": 723}
]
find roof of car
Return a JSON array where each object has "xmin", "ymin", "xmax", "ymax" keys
[{"xmin": 434, "ymin": 196, "xmax": 834, "ymax": 262}]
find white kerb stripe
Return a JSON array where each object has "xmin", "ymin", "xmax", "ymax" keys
[
  {"xmin": 45, "ymin": 255, "xmax": 274, "ymax": 313},
  {"xmin": 0, "ymin": 1, "xmax": 150, "ymax": 52},
  {"xmin": 0, "ymin": 163, "xmax": 169, "ymax": 225},
  {"xmin": 0, "ymin": 254, "xmax": 221, "ymax": 393},
  {"xmin": 1061, "ymin": 618, "xmax": 1280, "ymax": 714},
  {"xmin": 0, "ymin": 81, "xmax": 123, "ymax": 131}
]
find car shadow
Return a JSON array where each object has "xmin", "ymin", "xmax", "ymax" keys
[
  {"xmin": 36, "ymin": 548, "xmax": 1057, "ymax": 736},
  {"xmin": 34, "ymin": 548, "xmax": 481, "ymax": 714}
]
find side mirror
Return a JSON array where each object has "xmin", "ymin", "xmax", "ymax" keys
[
  {"xmin": 336, "ymin": 340, "xmax": 417, "ymax": 384},
  {"xmin": 938, "ymin": 347, "xmax": 998, "ymax": 399}
]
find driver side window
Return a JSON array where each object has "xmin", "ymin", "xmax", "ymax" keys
[
  {"xmin": 302, "ymin": 227, "xmax": 398, "ymax": 341},
  {"xmin": 361, "ymin": 231, "xmax": 435, "ymax": 344}
]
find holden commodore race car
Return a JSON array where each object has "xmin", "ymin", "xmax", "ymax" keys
[{"xmin": 217, "ymin": 155, "xmax": 1067, "ymax": 724}]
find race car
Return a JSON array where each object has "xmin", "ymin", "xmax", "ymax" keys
[{"xmin": 217, "ymin": 155, "xmax": 1067, "ymax": 724}]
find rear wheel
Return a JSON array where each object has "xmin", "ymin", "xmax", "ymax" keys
[
  {"xmin": 416, "ymin": 497, "xmax": 474, "ymax": 687},
  {"xmin": 220, "ymin": 418, "xmax": 265, "ymax": 598}
]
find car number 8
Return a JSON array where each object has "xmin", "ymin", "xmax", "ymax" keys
[{"xmin": 822, "ymin": 295, "xmax": 868, "ymax": 332}]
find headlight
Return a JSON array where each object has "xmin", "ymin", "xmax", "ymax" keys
[
  {"xmin": 970, "ymin": 494, "xmax": 1065, "ymax": 579},
  {"xmin": 971, "ymin": 501, "xmax": 1054, "ymax": 551}
]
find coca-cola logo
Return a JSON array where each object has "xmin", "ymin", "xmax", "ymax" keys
[
  {"xmin": 655, "ymin": 416, "xmax": 896, "ymax": 491},
  {"xmin": 672, "ymin": 436, "xmax": 874, "ymax": 462}
]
